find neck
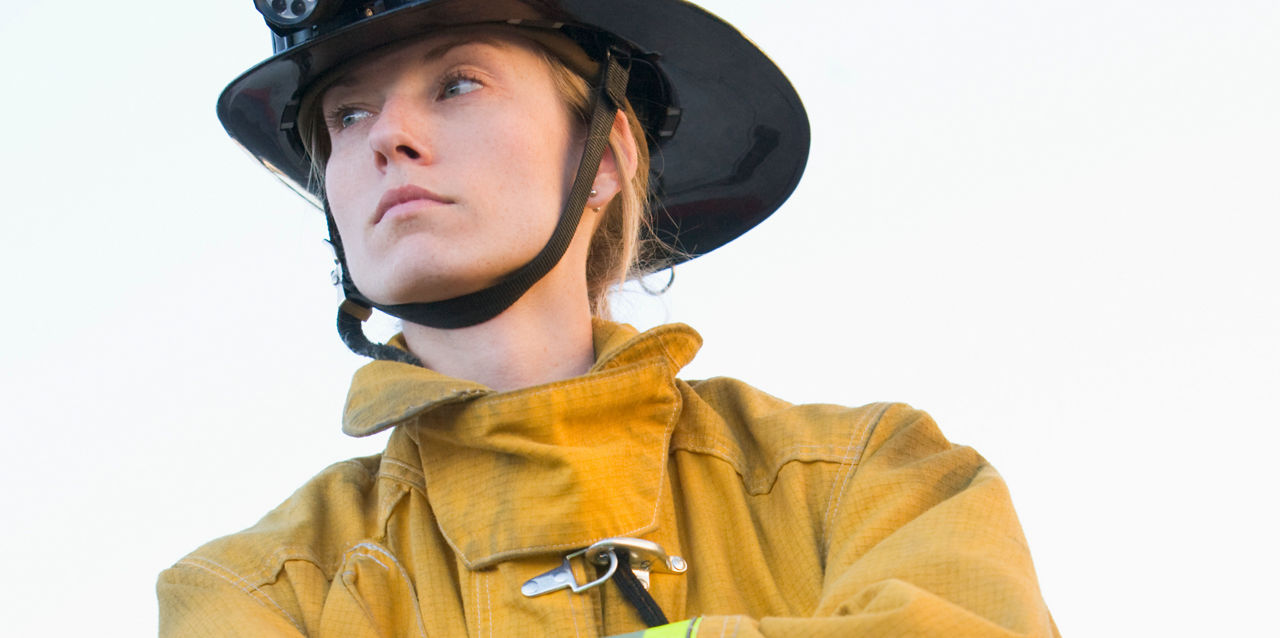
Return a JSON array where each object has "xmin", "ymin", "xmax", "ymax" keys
[{"xmin": 400, "ymin": 277, "xmax": 597, "ymax": 392}]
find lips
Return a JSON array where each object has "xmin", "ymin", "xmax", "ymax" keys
[{"xmin": 374, "ymin": 185, "xmax": 453, "ymax": 223}]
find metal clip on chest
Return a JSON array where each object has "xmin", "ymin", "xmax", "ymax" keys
[{"xmin": 521, "ymin": 537, "xmax": 687, "ymax": 597}]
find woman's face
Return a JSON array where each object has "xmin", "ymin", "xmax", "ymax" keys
[{"xmin": 321, "ymin": 30, "xmax": 583, "ymax": 305}]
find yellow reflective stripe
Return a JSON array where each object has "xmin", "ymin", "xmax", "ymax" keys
[
  {"xmin": 606, "ymin": 617, "xmax": 702, "ymax": 638},
  {"xmin": 684, "ymin": 617, "xmax": 703, "ymax": 637},
  {"xmin": 646, "ymin": 618, "xmax": 700, "ymax": 638}
]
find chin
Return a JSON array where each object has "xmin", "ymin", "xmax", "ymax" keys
[
  {"xmin": 352, "ymin": 241, "xmax": 529, "ymax": 305},
  {"xmin": 360, "ymin": 269, "xmax": 503, "ymax": 306}
]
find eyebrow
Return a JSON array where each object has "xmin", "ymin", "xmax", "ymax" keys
[{"xmin": 324, "ymin": 35, "xmax": 511, "ymax": 91}]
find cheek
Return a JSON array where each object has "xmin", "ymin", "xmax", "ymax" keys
[
  {"xmin": 323, "ymin": 144, "xmax": 358, "ymax": 206},
  {"xmin": 323, "ymin": 140, "xmax": 369, "ymax": 204},
  {"xmin": 321, "ymin": 152, "xmax": 371, "ymax": 254},
  {"xmin": 484, "ymin": 119, "xmax": 578, "ymax": 204}
]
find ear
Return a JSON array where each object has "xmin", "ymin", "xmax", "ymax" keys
[{"xmin": 588, "ymin": 109, "xmax": 639, "ymax": 209}]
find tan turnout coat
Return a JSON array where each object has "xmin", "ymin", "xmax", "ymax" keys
[{"xmin": 159, "ymin": 321, "xmax": 1058, "ymax": 637}]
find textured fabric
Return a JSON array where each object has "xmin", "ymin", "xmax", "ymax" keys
[{"xmin": 158, "ymin": 321, "xmax": 1058, "ymax": 637}]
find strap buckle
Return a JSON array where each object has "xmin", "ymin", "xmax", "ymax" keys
[
  {"xmin": 585, "ymin": 537, "xmax": 687, "ymax": 591},
  {"xmin": 521, "ymin": 537, "xmax": 687, "ymax": 597}
]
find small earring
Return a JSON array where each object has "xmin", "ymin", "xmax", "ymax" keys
[{"xmin": 589, "ymin": 188, "xmax": 598, "ymax": 197}]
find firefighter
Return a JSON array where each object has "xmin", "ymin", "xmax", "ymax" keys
[{"xmin": 159, "ymin": 2, "xmax": 1057, "ymax": 635}]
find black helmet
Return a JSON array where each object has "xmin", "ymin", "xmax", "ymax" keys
[{"xmin": 219, "ymin": 0, "xmax": 809, "ymax": 353}]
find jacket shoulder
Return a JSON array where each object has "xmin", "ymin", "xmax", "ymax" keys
[
  {"xmin": 158, "ymin": 453, "xmax": 427, "ymax": 636},
  {"xmin": 676, "ymin": 377, "xmax": 937, "ymax": 494},
  {"xmin": 167, "ymin": 454, "xmax": 390, "ymax": 587}
]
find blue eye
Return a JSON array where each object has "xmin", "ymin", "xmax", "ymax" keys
[
  {"xmin": 441, "ymin": 75, "xmax": 481, "ymax": 99},
  {"xmin": 339, "ymin": 109, "xmax": 372, "ymax": 128}
]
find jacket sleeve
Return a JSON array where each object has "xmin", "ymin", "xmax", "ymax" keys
[
  {"xmin": 157, "ymin": 559, "xmax": 310, "ymax": 637},
  {"xmin": 159, "ymin": 546, "xmax": 431, "ymax": 638},
  {"xmin": 158, "ymin": 457, "xmax": 403, "ymax": 637},
  {"xmin": 693, "ymin": 405, "xmax": 1059, "ymax": 638}
]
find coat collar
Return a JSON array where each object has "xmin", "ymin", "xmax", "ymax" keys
[{"xmin": 344, "ymin": 321, "xmax": 702, "ymax": 568}]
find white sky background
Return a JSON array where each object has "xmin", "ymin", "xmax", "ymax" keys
[{"xmin": 1, "ymin": 0, "xmax": 1276, "ymax": 635}]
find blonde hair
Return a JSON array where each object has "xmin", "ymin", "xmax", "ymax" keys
[
  {"xmin": 300, "ymin": 33, "xmax": 658, "ymax": 320},
  {"xmin": 538, "ymin": 49, "xmax": 655, "ymax": 318}
]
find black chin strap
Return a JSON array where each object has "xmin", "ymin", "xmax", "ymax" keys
[{"xmin": 327, "ymin": 49, "xmax": 631, "ymax": 358}]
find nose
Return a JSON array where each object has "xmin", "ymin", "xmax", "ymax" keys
[{"xmin": 367, "ymin": 95, "xmax": 431, "ymax": 172}]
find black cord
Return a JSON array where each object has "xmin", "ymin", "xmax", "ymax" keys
[
  {"xmin": 610, "ymin": 551, "xmax": 669, "ymax": 628},
  {"xmin": 337, "ymin": 308, "xmax": 422, "ymax": 366}
]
